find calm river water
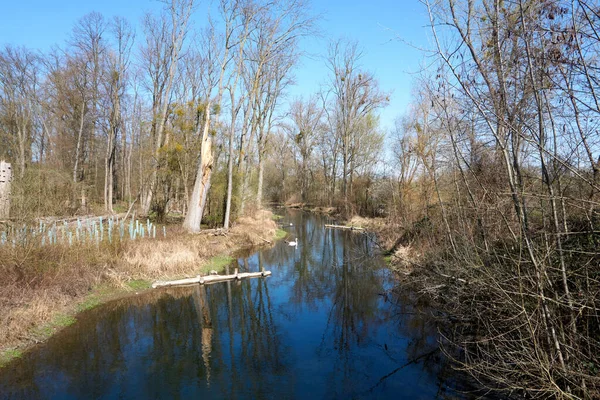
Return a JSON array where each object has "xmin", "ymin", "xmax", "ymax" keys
[{"xmin": 0, "ymin": 211, "xmax": 467, "ymax": 399}]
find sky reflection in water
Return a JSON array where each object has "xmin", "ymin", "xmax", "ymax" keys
[{"xmin": 0, "ymin": 211, "xmax": 460, "ymax": 399}]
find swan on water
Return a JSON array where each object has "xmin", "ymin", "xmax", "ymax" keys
[{"xmin": 287, "ymin": 238, "xmax": 298, "ymax": 246}]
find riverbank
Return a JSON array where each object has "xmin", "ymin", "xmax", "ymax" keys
[
  {"xmin": 0, "ymin": 211, "xmax": 460, "ymax": 399},
  {"xmin": 341, "ymin": 212, "xmax": 600, "ymax": 398},
  {"xmin": 0, "ymin": 209, "xmax": 286, "ymax": 367}
]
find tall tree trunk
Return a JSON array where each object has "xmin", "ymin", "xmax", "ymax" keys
[
  {"xmin": 104, "ymin": 134, "xmax": 112, "ymax": 212},
  {"xmin": 0, "ymin": 161, "xmax": 11, "ymax": 220},
  {"xmin": 120, "ymin": 114, "xmax": 127, "ymax": 201},
  {"xmin": 257, "ymin": 149, "xmax": 264, "ymax": 208},
  {"xmin": 18, "ymin": 127, "xmax": 26, "ymax": 180},
  {"xmin": 224, "ymin": 121, "xmax": 235, "ymax": 229},
  {"xmin": 183, "ymin": 104, "xmax": 214, "ymax": 232},
  {"xmin": 74, "ymin": 100, "xmax": 85, "ymax": 184}
]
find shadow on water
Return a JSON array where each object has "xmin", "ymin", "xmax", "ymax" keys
[{"xmin": 0, "ymin": 210, "xmax": 474, "ymax": 399}]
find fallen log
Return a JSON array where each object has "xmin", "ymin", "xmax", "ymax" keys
[
  {"xmin": 152, "ymin": 270, "xmax": 272, "ymax": 289},
  {"xmin": 324, "ymin": 224, "xmax": 364, "ymax": 231}
]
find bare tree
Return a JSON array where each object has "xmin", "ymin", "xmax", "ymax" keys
[
  {"xmin": 323, "ymin": 39, "xmax": 388, "ymax": 213},
  {"xmin": 103, "ymin": 17, "xmax": 134, "ymax": 213},
  {"xmin": 140, "ymin": 0, "xmax": 195, "ymax": 215},
  {"xmin": 70, "ymin": 12, "xmax": 107, "ymax": 197},
  {"xmin": 0, "ymin": 46, "xmax": 40, "ymax": 179},
  {"xmin": 223, "ymin": 0, "xmax": 257, "ymax": 229},
  {"xmin": 409, "ymin": 0, "xmax": 600, "ymax": 396},
  {"xmin": 236, "ymin": 0, "xmax": 315, "ymax": 214},
  {"xmin": 285, "ymin": 96, "xmax": 323, "ymax": 202}
]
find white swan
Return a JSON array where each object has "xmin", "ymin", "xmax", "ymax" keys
[{"xmin": 287, "ymin": 237, "xmax": 298, "ymax": 247}]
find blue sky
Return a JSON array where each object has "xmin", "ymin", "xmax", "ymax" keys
[{"xmin": 0, "ymin": 0, "xmax": 432, "ymax": 131}]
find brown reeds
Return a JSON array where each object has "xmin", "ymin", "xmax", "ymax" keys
[{"xmin": 0, "ymin": 210, "xmax": 277, "ymax": 362}]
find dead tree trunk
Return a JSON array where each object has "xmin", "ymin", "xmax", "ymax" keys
[
  {"xmin": 0, "ymin": 161, "xmax": 12, "ymax": 220},
  {"xmin": 183, "ymin": 105, "xmax": 214, "ymax": 233}
]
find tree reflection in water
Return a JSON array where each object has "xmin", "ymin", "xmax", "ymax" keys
[{"xmin": 0, "ymin": 210, "xmax": 472, "ymax": 399}]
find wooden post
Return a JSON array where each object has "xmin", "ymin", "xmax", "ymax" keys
[{"xmin": 0, "ymin": 161, "xmax": 11, "ymax": 220}]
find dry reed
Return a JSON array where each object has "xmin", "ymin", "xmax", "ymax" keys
[{"xmin": 0, "ymin": 210, "xmax": 277, "ymax": 361}]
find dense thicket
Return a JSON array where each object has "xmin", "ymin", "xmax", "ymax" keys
[{"xmin": 380, "ymin": 1, "xmax": 599, "ymax": 398}]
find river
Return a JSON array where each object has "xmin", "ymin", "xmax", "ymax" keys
[{"xmin": 0, "ymin": 210, "xmax": 468, "ymax": 399}]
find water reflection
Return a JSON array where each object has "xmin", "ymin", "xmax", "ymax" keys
[{"xmin": 0, "ymin": 211, "xmax": 466, "ymax": 399}]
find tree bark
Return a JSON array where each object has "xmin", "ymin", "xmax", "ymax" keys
[
  {"xmin": 0, "ymin": 161, "xmax": 11, "ymax": 220},
  {"xmin": 73, "ymin": 99, "xmax": 86, "ymax": 184},
  {"xmin": 183, "ymin": 103, "xmax": 214, "ymax": 232}
]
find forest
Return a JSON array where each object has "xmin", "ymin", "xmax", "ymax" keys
[{"xmin": 1, "ymin": 0, "xmax": 599, "ymax": 398}]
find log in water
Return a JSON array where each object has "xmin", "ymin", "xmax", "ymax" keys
[
  {"xmin": 0, "ymin": 211, "xmax": 469, "ymax": 399},
  {"xmin": 152, "ymin": 270, "xmax": 271, "ymax": 288},
  {"xmin": 324, "ymin": 224, "xmax": 364, "ymax": 231}
]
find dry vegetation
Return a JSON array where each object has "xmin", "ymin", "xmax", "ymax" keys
[
  {"xmin": 0, "ymin": 210, "xmax": 277, "ymax": 365},
  {"xmin": 2, "ymin": 0, "xmax": 600, "ymax": 396}
]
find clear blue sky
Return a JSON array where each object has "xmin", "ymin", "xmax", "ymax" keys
[{"xmin": 0, "ymin": 0, "xmax": 431, "ymax": 131}]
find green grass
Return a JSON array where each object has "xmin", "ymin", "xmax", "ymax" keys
[
  {"xmin": 274, "ymin": 229, "xmax": 287, "ymax": 240},
  {"xmin": 76, "ymin": 295, "xmax": 102, "ymax": 312},
  {"xmin": 0, "ymin": 348, "xmax": 23, "ymax": 367},
  {"xmin": 271, "ymin": 214, "xmax": 284, "ymax": 221},
  {"xmin": 31, "ymin": 313, "xmax": 76, "ymax": 341},
  {"xmin": 32, "ymin": 324, "xmax": 54, "ymax": 338},
  {"xmin": 127, "ymin": 279, "xmax": 151, "ymax": 291},
  {"xmin": 383, "ymin": 255, "xmax": 393, "ymax": 265},
  {"xmin": 92, "ymin": 284, "xmax": 116, "ymax": 297},
  {"xmin": 203, "ymin": 255, "xmax": 234, "ymax": 273},
  {"xmin": 53, "ymin": 314, "xmax": 76, "ymax": 328}
]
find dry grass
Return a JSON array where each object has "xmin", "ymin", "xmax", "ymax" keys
[
  {"xmin": 347, "ymin": 215, "xmax": 373, "ymax": 228},
  {"xmin": 0, "ymin": 290, "xmax": 73, "ymax": 347},
  {"xmin": 389, "ymin": 245, "xmax": 421, "ymax": 273},
  {"xmin": 0, "ymin": 209, "xmax": 278, "ymax": 364},
  {"xmin": 122, "ymin": 211, "xmax": 276, "ymax": 280}
]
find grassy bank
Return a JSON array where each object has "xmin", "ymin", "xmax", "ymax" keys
[{"xmin": 0, "ymin": 209, "xmax": 281, "ymax": 367}]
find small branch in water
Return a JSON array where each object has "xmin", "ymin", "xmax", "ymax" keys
[{"xmin": 365, "ymin": 348, "xmax": 439, "ymax": 393}]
